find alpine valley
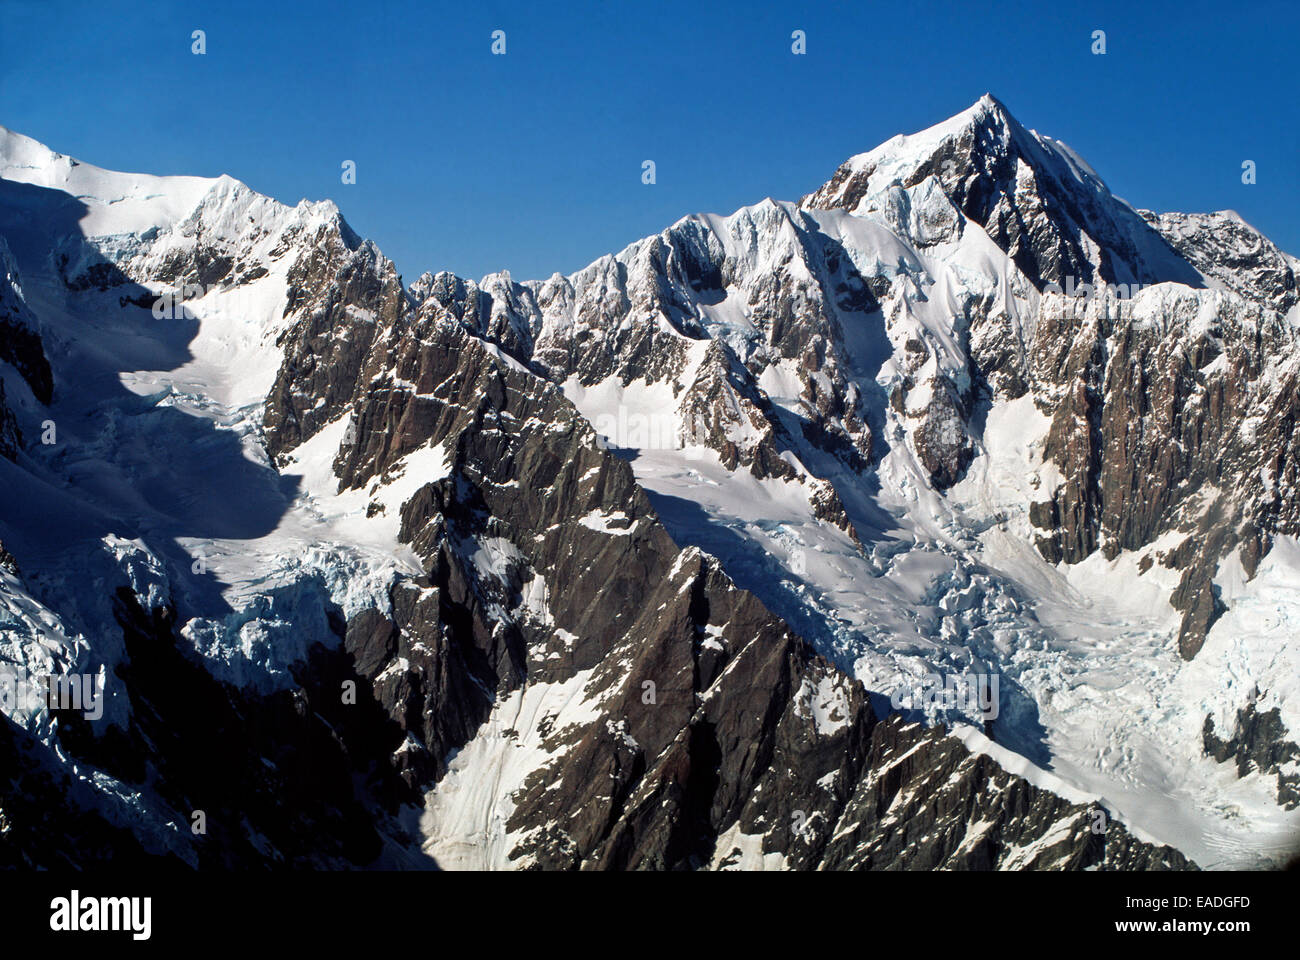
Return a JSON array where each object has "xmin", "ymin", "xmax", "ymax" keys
[{"xmin": 1, "ymin": 95, "xmax": 1297, "ymax": 871}]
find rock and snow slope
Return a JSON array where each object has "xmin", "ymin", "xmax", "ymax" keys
[{"xmin": 0, "ymin": 98, "xmax": 1295, "ymax": 869}]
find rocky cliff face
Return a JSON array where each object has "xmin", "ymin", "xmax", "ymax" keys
[
  {"xmin": 0, "ymin": 235, "xmax": 52, "ymax": 459},
  {"xmin": 1028, "ymin": 285, "xmax": 1300, "ymax": 657},
  {"xmin": 1203, "ymin": 697, "xmax": 1300, "ymax": 811}
]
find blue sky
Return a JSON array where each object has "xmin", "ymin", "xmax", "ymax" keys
[{"xmin": 2, "ymin": 0, "xmax": 1296, "ymax": 281}]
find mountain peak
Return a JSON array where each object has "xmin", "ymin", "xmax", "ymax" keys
[
  {"xmin": 972, "ymin": 91, "xmax": 1011, "ymax": 116},
  {"xmin": 799, "ymin": 95, "xmax": 1026, "ymax": 212},
  {"xmin": 800, "ymin": 95, "xmax": 1203, "ymax": 289}
]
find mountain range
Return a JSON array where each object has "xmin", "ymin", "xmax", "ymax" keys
[{"xmin": 1, "ymin": 94, "xmax": 1296, "ymax": 870}]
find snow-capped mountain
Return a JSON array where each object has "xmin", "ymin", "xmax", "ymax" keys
[{"xmin": 0, "ymin": 97, "xmax": 1295, "ymax": 870}]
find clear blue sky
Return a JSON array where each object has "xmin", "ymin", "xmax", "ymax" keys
[{"xmin": 2, "ymin": 0, "xmax": 1296, "ymax": 281}]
